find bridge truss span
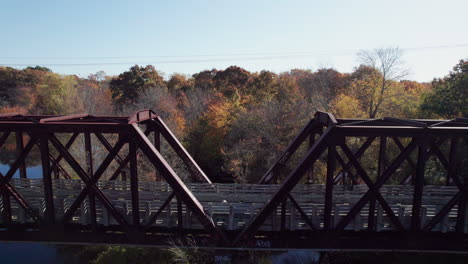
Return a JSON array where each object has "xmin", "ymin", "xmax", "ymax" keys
[
  {"xmin": 0, "ymin": 110, "xmax": 227, "ymax": 246},
  {"xmin": 0, "ymin": 110, "xmax": 467, "ymax": 252},
  {"xmin": 239, "ymin": 112, "xmax": 468, "ymax": 251}
]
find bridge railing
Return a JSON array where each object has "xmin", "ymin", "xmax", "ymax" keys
[
  {"xmin": 235, "ymin": 112, "xmax": 468, "ymax": 247},
  {"xmin": 0, "ymin": 110, "xmax": 228, "ymax": 245},
  {"xmin": 1, "ymin": 178, "xmax": 464, "ymax": 234},
  {"xmin": 0, "ymin": 110, "xmax": 467, "ymax": 251}
]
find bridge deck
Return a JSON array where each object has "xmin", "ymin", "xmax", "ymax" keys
[{"xmin": 2, "ymin": 178, "xmax": 465, "ymax": 233}]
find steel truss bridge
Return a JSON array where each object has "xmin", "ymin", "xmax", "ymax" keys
[{"xmin": 0, "ymin": 110, "xmax": 467, "ymax": 252}]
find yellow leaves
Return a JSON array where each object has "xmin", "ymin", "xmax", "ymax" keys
[
  {"xmin": 172, "ymin": 113, "xmax": 187, "ymax": 136},
  {"xmin": 331, "ymin": 94, "xmax": 366, "ymax": 118},
  {"xmin": 350, "ymin": 73, "xmax": 381, "ymax": 100},
  {"xmin": 203, "ymin": 93, "xmax": 236, "ymax": 133}
]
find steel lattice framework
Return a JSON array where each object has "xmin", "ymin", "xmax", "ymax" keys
[
  {"xmin": 0, "ymin": 110, "xmax": 227, "ymax": 246},
  {"xmin": 0, "ymin": 110, "xmax": 467, "ymax": 252}
]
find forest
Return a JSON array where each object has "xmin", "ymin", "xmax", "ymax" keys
[
  {"xmin": 0, "ymin": 48, "xmax": 467, "ymax": 263},
  {"xmin": 0, "ymin": 48, "xmax": 466, "ymax": 184}
]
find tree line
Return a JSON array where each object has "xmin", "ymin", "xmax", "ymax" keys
[{"xmin": 0, "ymin": 48, "xmax": 466, "ymax": 183}]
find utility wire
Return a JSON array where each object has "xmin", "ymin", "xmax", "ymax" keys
[
  {"xmin": 1, "ymin": 43, "xmax": 467, "ymax": 60},
  {"xmin": 1, "ymin": 53, "xmax": 353, "ymax": 67},
  {"xmin": 0, "ymin": 50, "xmax": 359, "ymax": 60},
  {"xmin": 1, "ymin": 43, "xmax": 467, "ymax": 67}
]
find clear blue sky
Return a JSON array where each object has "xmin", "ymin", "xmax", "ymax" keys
[{"xmin": 1, "ymin": 0, "xmax": 467, "ymax": 82}]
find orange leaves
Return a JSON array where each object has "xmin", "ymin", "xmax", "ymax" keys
[
  {"xmin": 204, "ymin": 96, "xmax": 233, "ymax": 132},
  {"xmin": 0, "ymin": 105, "xmax": 27, "ymax": 115}
]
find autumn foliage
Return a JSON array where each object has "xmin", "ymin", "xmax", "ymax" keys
[{"xmin": 1, "ymin": 57, "xmax": 466, "ymax": 183}]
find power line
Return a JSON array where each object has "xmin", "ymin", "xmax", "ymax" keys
[
  {"xmin": 0, "ymin": 50, "xmax": 354, "ymax": 60},
  {"xmin": 1, "ymin": 43, "xmax": 467, "ymax": 67},
  {"xmin": 0, "ymin": 53, "xmax": 353, "ymax": 67},
  {"xmin": 1, "ymin": 43, "xmax": 467, "ymax": 60},
  {"xmin": 401, "ymin": 43, "xmax": 468, "ymax": 51}
]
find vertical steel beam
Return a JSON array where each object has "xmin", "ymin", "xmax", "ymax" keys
[
  {"xmin": 121, "ymin": 170, "xmax": 127, "ymax": 181},
  {"xmin": 307, "ymin": 132, "xmax": 316, "ymax": 184},
  {"xmin": 280, "ymin": 198, "xmax": 286, "ymax": 232},
  {"xmin": 430, "ymin": 140, "xmax": 463, "ymax": 189},
  {"xmin": 0, "ymin": 131, "xmax": 12, "ymax": 224},
  {"xmin": 0, "ymin": 138, "xmax": 40, "ymax": 223},
  {"xmin": 40, "ymin": 133, "xmax": 55, "ymax": 224},
  {"xmin": 368, "ymin": 195, "xmax": 376, "ymax": 231},
  {"xmin": 456, "ymin": 184, "xmax": 467, "ymax": 233},
  {"xmin": 448, "ymin": 137, "xmax": 458, "ymax": 186},
  {"xmin": 1, "ymin": 188, "xmax": 11, "ymax": 224},
  {"xmin": 324, "ymin": 136, "xmax": 336, "ymax": 230},
  {"xmin": 84, "ymin": 132, "xmax": 97, "ymax": 229},
  {"xmin": 24, "ymin": 134, "xmax": 74, "ymax": 180},
  {"xmin": 177, "ymin": 196, "xmax": 183, "ymax": 237},
  {"xmin": 129, "ymin": 138, "xmax": 140, "ymax": 226},
  {"xmin": 453, "ymin": 137, "xmax": 466, "ymax": 233},
  {"xmin": 53, "ymin": 166, "xmax": 60, "ymax": 180},
  {"xmin": 84, "ymin": 133, "xmax": 94, "ymax": 173},
  {"xmin": 15, "ymin": 132, "xmax": 27, "ymax": 179},
  {"xmin": 393, "ymin": 137, "xmax": 417, "ymax": 185},
  {"xmin": 411, "ymin": 136, "xmax": 427, "ymax": 231},
  {"xmin": 153, "ymin": 125, "xmax": 161, "ymax": 151},
  {"xmin": 377, "ymin": 137, "xmax": 387, "ymax": 177},
  {"xmin": 369, "ymin": 137, "xmax": 387, "ymax": 231}
]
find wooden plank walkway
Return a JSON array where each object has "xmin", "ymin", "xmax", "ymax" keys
[{"xmin": 1, "ymin": 178, "xmax": 465, "ymax": 233}]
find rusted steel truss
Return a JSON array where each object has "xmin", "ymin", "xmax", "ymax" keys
[
  {"xmin": 0, "ymin": 110, "xmax": 467, "ymax": 251},
  {"xmin": 0, "ymin": 110, "xmax": 227, "ymax": 246},
  {"xmin": 237, "ymin": 112, "xmax": 468, "ymax": 250}
]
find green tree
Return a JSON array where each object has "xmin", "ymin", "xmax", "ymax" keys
[
  {"xmin": 109, "ymin": 65, "xmax": 164, "ymax": 106},
  {"xmin": 420, "ymin": 59, "xmax": 468, "ymax": 118},
  {"xmin": 25, "ymin": 65, "xmax": 52, "ymax": 72},
  {"xmin": 0, "ymin": 66, "xmax": 41, "ymax": 107},
  {"xmin": 31, "ymin": 73, "xmax": 71, "ymax": 114},
  {"xmin": 213, "ymin": 66, "xmax": 251, "ymax": 98},
  {"xmin": 167, "ymin": 73, "xmax": 194, "ymax": 91},
  {"xmin": 193, "ymin": 69, "xmax": 218, "ymax": 90},
  {"xmin": 247, "ymin": 70, "xmax": 279, "ymax": 103}
]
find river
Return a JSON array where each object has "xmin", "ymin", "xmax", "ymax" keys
[
  {"xmin": 0, "ymin": 164, "xmax": 322, "ymax": 263},
  {"xmin": 0, "ymin": 164, "xmax": 73, "ymax": 263}
]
